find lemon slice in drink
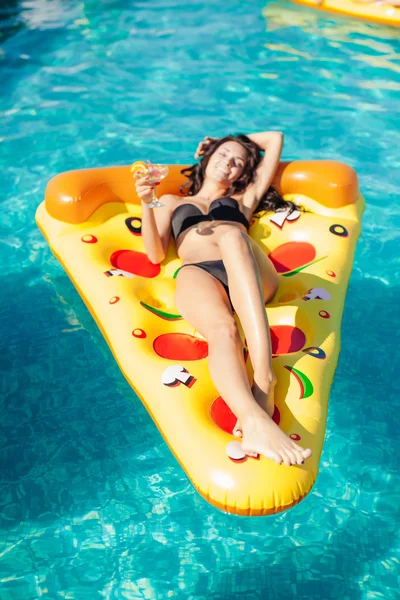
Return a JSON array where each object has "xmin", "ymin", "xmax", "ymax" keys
[{"xmin": 130, "ymin": 161, "xmax": 148, "ymax": 178}]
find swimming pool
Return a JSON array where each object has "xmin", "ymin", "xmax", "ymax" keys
[{"xmin": 1, "ymin": 0, "xmax": 399, "ymax": 598}]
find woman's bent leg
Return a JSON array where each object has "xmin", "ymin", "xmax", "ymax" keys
[
  {"xmin": 219, "ymin": 230, "xmax": 277, "ymax": 416},
  {"xmin": 218, "ymin": 229, "xmax": 312, "ymax": 465},
  {"xmin": 175, "ymin": 264, "xmax": 312, "ymax": 466},
  {"xmin": 176, "ymin": 266, "xmax": 258, "ymax": 453}
]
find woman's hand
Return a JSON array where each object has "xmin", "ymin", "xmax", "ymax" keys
[
  {"xmin": 194, "ymin": 136, "xmax": 217, "ymax": 160},
  {"xmin": 134, "ymin": 172, "xmax": 158, "ymax": 205}
]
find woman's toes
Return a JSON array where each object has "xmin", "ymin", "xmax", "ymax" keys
[
  {"xmin": 292, "ymin": 442, "xmax": 312, "ymax": 462},
  {"xmin": 280, "ymin": 451, "xmax": 292, "ymax": 467},
  {"xmin": 291, "ymin": 446, "xmax": 304, "ymax": 465},
  {"xmin": 244, "ymin": 450, "xmax": 258, "ymax": 458},
  {"xmin": 285, "ymin": 449, "xmax": 298, "ymax": 465}
]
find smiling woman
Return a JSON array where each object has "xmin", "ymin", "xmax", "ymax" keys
[{"xmin": 136, "ymin": 131, "xmax": 314, "ymax": 468}]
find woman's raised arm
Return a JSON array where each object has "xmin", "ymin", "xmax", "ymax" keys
[{"xmin": 242, "ymin": 131, "xmax": 283, "ymax": 212}]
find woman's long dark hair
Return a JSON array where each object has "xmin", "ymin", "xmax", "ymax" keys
[{"xmin": 180, "ymin": 134, "xmax": 298, "ymax": 216}]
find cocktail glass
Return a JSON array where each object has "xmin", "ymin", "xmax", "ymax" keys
[
  {"xmin": 146, "ymin": 161, "xmax": 169, "ymax": 208},
  {"xmin": 130, "ymin": 160, "xmax": 169, "ymax": 208}
]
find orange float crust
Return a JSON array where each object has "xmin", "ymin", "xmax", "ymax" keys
[{"xmin": 45, "ymin": 161, "xmax": 359, "ymax": 225}]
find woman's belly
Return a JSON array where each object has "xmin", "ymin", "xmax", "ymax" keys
[{"xmin": 175, "ymin": 220, "xmax": 248, "ymax": 264}]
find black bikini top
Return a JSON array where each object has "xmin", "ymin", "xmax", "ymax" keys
[{"xmin": 171, "ymin": 196, "xmax": 249, "ymax": 240}]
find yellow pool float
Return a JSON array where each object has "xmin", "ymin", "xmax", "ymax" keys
[
  {"xmin": 36, "ymin": 160, "xmax": 364, "ymax": 516},
  {"xmin": 291, "ymin": 0, "xmax": 400, "ymax": 27}
]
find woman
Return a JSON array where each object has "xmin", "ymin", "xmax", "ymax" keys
[{"xmin": 134, "ymin": 132, "xmax": 312, "ymax": 467}]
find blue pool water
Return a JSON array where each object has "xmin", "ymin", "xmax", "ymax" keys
[{"xmin": 1, "ymin": 0, "xmax": 399, "ymax": 598}]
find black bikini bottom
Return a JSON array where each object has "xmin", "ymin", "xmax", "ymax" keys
[{"xmin": 180, "ymin": 260, "xmax": 233, "ymax": 311}]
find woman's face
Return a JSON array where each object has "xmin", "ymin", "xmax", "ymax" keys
[{"xmin": 205, "ymin": 141, "xmax": 248, "ymax": 186}]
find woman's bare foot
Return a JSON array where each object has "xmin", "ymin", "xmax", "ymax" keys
[
  {"xmin": 233, "ymin": 377, "xmax": 276, "ymax": 437},
  {"xmin": 242, "ymin": 412, "xmax": 312, "ymax": 466}
]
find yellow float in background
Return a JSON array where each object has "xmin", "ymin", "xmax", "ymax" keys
[
  {"xmin": 35, "ymin": 160, "xmax": 365, "ymax": 516},
  {"xmin": 291, "ymin": 0, "xmax": 400, "ymax": 27}
]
